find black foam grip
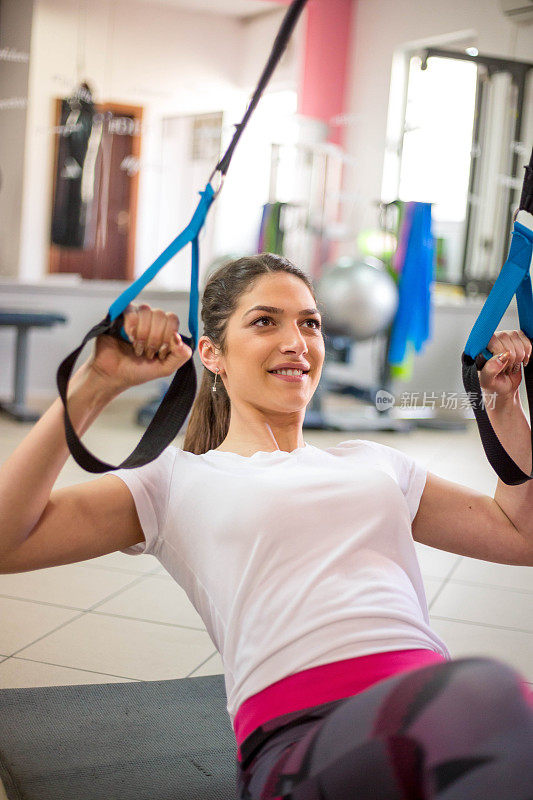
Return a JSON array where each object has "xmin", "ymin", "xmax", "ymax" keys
[
  {"xmin": 56, "ymin": 314, "xmax": 196, "ymax": 473},
  {"xmin": 462, "ymin": 352, "xmax": 533, "ymax": 485}
]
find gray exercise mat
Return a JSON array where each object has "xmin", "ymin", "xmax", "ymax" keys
[{"xmin": 0, "ymin": 674, "xmax": 238, "ymax": 800}]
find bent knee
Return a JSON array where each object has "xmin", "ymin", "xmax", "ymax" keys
[
  {"xmin": 435, "ymin": 656, "xmax": 528, "ymax": 714},
  {"xmin": 450, "ymin": 656, "xmax": 523, "ymax": 692}
]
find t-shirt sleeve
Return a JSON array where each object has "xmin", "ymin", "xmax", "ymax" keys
[
  {"xmin": 111, "ymin": 446, "xmax": 177, "ymax": 555},
  {"xmin": 337, "ymin": 439, "xmax": 427, "ymax": 522},
  {"xmin": 367, "ymin": 440, "xmax": 427, "ymax": 521}
]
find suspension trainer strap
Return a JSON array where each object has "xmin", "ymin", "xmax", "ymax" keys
[
  {"xmin": 462, "ymin": 147, "xmax": 533, "ymax": 485},
  {"xmin": 56, "ymin": 0, "xmax": 309, "ymax": 473},
  {"xmin": 215, "ymin": 0, "xmax": 308, "ymax": 177},
  {"xmin": 56, "ymin": 317, "xmax": 198, "ymax": 474},
  {"xmin": 56, "ymin": 189, "xmax": 210, "ymax": 474}
]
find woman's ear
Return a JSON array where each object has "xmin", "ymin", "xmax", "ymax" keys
[{"xmin": 198, "ymin": 336, "xmax": 219, "ymax": 372}]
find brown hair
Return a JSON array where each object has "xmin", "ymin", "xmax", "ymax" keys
[{"xmin": 181, "ymin": 253, "xmax": 322, "ymax": 455}]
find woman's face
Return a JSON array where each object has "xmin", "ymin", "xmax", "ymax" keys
[{"xmin": 206, "ymin": 272, "xmax": 325, "ymax": 415}]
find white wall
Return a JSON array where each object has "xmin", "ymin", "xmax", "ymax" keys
[
  {"xmin": 342, "ymin": 0, "xmax": 533, "ymax": 241},
  {"xmin": 208, "ymin": 7, "xmax": 305, "ymax": 257},
  {"xmin": 12, "ymin": 0, "xmax": 307, "ymax": 285},
  {"xmin": 0, "ymin": 0, "xmax": 33, "ymax": 278},
  {"xmin": 240, "ymin": 6, "xmax": 304, "ymax": 94},
  {"xmin": 16, "ymin": 0, "xmax": 252, "ymax": 283},
  {"xmin": 0, "ymin": 0, "xmax": 307, "ymax": 405}
]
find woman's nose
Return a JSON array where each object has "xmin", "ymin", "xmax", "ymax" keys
[{"xmin": 281, "ymin": 333, "xmax": 308, "ymax": 352}]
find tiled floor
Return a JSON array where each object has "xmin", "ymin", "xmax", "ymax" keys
[{"xmin": 0, "ymin": 396, "xmax": 532, "ymax": 695}]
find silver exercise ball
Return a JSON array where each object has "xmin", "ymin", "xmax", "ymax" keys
[{"xmin": 315, "ymin": 256, "xmax": 398, "ymax": 341}]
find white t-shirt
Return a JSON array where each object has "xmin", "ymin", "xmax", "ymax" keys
[{"xmin": 113, "ymin": 439, "xmax": 451, "ymax": 723}]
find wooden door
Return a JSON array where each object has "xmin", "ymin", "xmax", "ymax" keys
[{"xmin": 49, "ymin": 101, "xmax": 142, "ymax": 281}]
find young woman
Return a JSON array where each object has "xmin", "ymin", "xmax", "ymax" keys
[{"xmin": 1, "ymin": 253, "xmax": 532, "ymax": 799}]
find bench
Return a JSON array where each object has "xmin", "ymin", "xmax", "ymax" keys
[{"xmin": 0, "ymin": 310, "xmax": 67, "ymax": 422}]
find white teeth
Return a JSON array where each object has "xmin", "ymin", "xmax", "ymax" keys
[{"xmin": 271, "ymin": 369, "xmax": 304, "ymax": 376}]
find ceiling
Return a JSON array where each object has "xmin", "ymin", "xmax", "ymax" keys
[{"xmin": 132, "ymin": 0, "xmax": 283, "ymax": 18}]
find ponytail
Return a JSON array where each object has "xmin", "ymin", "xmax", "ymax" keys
[{"xmin": 182, "ymin": 365, "xmax": 231, "ymax": 455}]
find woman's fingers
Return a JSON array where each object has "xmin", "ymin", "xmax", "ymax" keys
[
  {"xmin": 488, "ymin": 332, "xmax": 519, "ymax": 369},
  {"xmin": 144, "ymin": 309, "xmax": 168, "ymax": 359},
  {"xmin": 119, "ymin": 304, "xmax": 190, "ymax": 370},
  {"xmin": 92, "ymin": 303, "xmax": 192, "ymax": 391},
  {"xmin": 122, "ymin": 304, "xmax": 139, "ymax": 343},
  {"xmin": 132, "ymin": 304, "xmax": 153, "ymax": 356},
  {"xmin": 158, "ymin": 313, "xmax": 180, "ymax": 361},
  {"xmin": 516, "ymin": 330, "xmax": 532, "ymax": 366},
  {"xmin": 170, "ymin": 329, "xmax": 189, "ymax": 358},
  {"xmin": 505, "ymin": 331, "xmax": 525, "ymax": 372},
  {"xmin": 486, "ymin": 329, "xmax": 532, "ymax": 376},
  {"xmin": 123, "ymin": 305, "xmax": 181, "ymax": 359}
]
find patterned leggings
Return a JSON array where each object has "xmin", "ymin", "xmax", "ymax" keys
[{"xmin": 236, "ymin": 656, "xmax": 533, "ymax": 799}]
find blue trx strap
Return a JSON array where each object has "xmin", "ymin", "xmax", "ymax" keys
[
  {"xmin": 108, "ymin": 183, "xmax": 216, "ymax": 351},
  {"xmin": 462, "ymin": 146, "xmax": 533, "ymax": 485},
  {"xmin": 56, "ymin": 0, "xmax": 309, "ymax": 473},
  {"xmin": 464, "ymin": 221, "xmax": 533, "ymax": 364}
]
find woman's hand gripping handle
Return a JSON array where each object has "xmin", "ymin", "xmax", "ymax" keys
[{"xmin": 90, "ymin": 304, "xmax": 193, "ymax": 396}]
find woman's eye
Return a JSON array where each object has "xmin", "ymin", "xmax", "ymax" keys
[{"xmin": 253, "ymin": 316, "xmax": 321, "ymax": 329}]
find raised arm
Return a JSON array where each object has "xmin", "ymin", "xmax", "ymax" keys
[
  {"xmin": 412, "ymin": 329, "xmax": 533, "ymax": 567},
  {"xmin": 0, "ymin": 304, "xmax": 191, "ymax": 573}
]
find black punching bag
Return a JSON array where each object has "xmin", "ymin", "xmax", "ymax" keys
[{"xmin": 50, "ymin": 82, "xmax": 97, "ymax": 248}]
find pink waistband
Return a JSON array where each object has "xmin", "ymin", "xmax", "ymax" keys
[{"xmin": 234, "ymin": 648, "xmax": 447, "ymax": 762}]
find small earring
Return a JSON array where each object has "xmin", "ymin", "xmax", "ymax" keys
[{"xmin": 212, "ymin": 368, "xmax": 220, "ymax": 393}]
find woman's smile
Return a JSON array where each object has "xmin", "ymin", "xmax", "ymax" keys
[{"xmin": 268, "ymin": 371, "xmax": 309, "ymax": 383}]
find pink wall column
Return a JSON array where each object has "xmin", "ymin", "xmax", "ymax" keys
[
  {"xmin": 257, "ymin": 0, "xmax": 355, "ymax": 145},
  {"xmin": 299, "ymin": 0, "xmax": 354, "ymax": 145}
]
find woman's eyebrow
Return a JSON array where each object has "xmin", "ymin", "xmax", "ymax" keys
[{"xmin": 242, "ymin": 305, "xmax": 321, "ymax": 319}]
